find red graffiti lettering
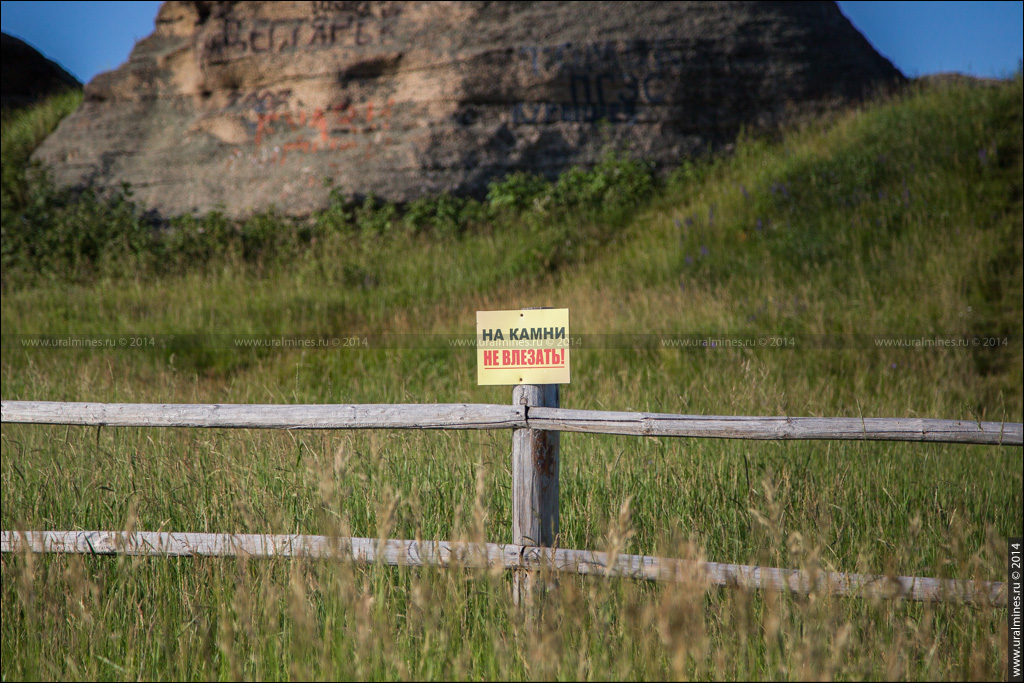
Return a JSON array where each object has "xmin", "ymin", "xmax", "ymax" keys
[{"xmin": 245, "ymin": 98, "xmax": 395, "ymax": 164}]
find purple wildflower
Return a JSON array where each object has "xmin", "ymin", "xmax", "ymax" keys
[{"xmin": 770, "ymin": 181, "xmax": 791, "ymax": 199}]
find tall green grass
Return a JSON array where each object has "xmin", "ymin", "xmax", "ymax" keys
[
  {"xmin": 1, "ymin": 89, "xmax": 82, "ymax": 206},
  {"xmin": 2, "ymin": 77, "xmax": 1022, "ymax": 680}
]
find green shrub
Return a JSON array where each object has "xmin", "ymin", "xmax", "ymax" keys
[
  {"xmin": 485, "ymin": 170, "xmax": 550, "ymax": 214},
  {"xmin": 402, "ymin": 192, "xmax": 477, "ymax": 238},
  {"xmin": 549, "ymin": 152, "xmax": 655, "ymax": 214},
  {"xmin": 354, "ymin": 193, "xmax": 398, "ymax": 237},
  {"xmin": 1, "ymin": 173, "xmax": 153, "ymax": 287},
  {"xmin": 313, "ymin": 185, "xmax": 354, "ymax": 234}
]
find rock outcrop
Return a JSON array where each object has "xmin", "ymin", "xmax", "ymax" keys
[
  {"xmin": 33, "ymin": 1, "xmax": 903, "ymax": 218},
  {"xmin": 1, "ymin": 32, "xmax": 81, "ymax": 109}
]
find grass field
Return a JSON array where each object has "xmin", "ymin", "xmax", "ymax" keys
[{"xmin": 2, "ymin": 76, "xmax": 1022, "ymax": 680}]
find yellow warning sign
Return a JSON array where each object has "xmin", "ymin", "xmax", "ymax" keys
[{"xmin": 476, "ymin": 308, "xmax": 571, "ymax": 385}]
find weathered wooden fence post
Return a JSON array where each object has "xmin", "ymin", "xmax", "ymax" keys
[{"xmin": 511, "ymin": 383, "xmax": 560, "ymax": 606}]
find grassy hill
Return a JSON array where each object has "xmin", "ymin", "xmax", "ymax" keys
[{"xmin": 1, "ymin": 76, "xmax": 1022, "ymax": 680}]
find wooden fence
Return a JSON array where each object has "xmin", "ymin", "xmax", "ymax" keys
[{"xmin": 2, "ymin": 397, "xmax": 1020, "ymax": 606}]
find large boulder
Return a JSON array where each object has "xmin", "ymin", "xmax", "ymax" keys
[
  {"xmin": 1, "ymin": 32, "xmax": 81, "ymax": 109},
  {"xmin": 33, "ymin": 1, "xmax": 903, "ymax": 218}
]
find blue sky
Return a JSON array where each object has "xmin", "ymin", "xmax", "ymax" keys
[{"xmin": 1, "ymin": 1, "xmax": 1021, "ymax": 84}]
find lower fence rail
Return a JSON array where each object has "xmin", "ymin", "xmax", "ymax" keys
[{"xmin": 1, "ymin": 530, "xmax": 1006, "ymax": 606}]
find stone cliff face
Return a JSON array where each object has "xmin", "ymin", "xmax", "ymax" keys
[{"xmin": 33, "ymin": 1, "xmax": 903, "ymax": 218}]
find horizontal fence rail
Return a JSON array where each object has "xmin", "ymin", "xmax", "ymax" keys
[
  {"xmin": 0, "ymin": 401, "xmax": 527, "ymax": 430},
  {"xmin": 528, "ymin": 408, "xmax": 1024, "ymax": 445},
  {"xmin": 2, "ymin": 401, "xmax": 1021, "ymax": 445},
  {"xmin": 1, "ymin": 531, "xmax": 1006, "ymax": 606}
]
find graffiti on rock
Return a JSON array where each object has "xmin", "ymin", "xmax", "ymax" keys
[
  {"xmin": 512, "ymin": 38, "xmax": 685, "ymax": 125},
  {"xmin": 203, "ymin": 4, "xmax": 402, "ymax": 63},
  {"xmin": 224, "ymin": 96, "xmax": 395, "ymax": 169}
]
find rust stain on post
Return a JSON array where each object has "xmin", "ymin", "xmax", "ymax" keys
[{"xmin": 531, "ymin": 429, "xmax": 558, "ymax": 477}]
